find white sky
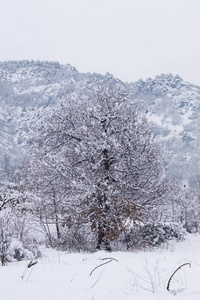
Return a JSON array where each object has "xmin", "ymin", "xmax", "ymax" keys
[{"xmin": 0, "ymin": 0, "xmax": 200, "ymax": 84}]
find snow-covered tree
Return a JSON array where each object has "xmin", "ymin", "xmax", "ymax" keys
[
  {"xmin": 0, "ymin": 181, "xmax": 39, "ymax": 264},
  {"xmin": 26, "ymin": 87, "xmax": 170, "ymax": 250}
]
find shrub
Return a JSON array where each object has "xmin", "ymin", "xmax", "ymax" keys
[{"xmin": 124, "ymin": 223, "xmax": 185, "ymax": 250}]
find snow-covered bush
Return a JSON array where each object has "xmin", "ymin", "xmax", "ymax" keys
[
  {"xmin": 57, "ymin": 225, "xmax": 97, "ymax": 252},
  {"xmin": 6, "ymin": 239, "xmax": 37, "ymax": 262},
  {"xmin": 124, "ymin": 223, "xmax": 185, "ymax": 250},
  {"xmin": 0, "ymin": 208, "xmax": 41, "ymax": 265}
]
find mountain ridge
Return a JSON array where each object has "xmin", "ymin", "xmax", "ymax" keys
[{"xmin": 0, "ymin": 60, "xmax": 199, "ymax": 187}]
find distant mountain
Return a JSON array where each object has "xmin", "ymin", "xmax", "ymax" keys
[
  {"xmin": 129, "ymin": 74, "xmax": 200, "ymax": 187},
  {"xmin": 0, "ymin": 60, "xmax": 199, "ymax": 187}
]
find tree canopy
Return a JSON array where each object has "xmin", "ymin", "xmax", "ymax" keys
[{"xmin": 25, "ymin": 88, "xmax": 170, "ymax": 250}]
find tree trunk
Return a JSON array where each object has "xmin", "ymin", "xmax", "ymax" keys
[
  {"xmin": 53, "ymin": 190, "xmax": 61, "ymax": 240},
  {"xmin": 96, "ymin": 224, "xmax": 111, "ymax": 251}
]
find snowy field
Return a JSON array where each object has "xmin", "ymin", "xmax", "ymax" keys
[{"xmin": 1, "ymin": 234, "xmax": 200, "ymax": 300}]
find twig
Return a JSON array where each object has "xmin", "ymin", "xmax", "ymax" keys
[
  {"xmin": 90, "ymin": 257, "xmax": 118, "ymax": 276},
  {"xmin": 102, "ymin": 257, "xmax": 119, "ymax": 262},
  {"xmin": 28, "ymin": 260, "xmax": 38, "ymax": 268},
  {"xmin": 21, "ymin": 261, "xmax": 38, "ymax": 281},
  {"xmin": 167, "ymin": 263, "xmax": 191, "ymax": 291},
  {"xmin": 71, "ymin": 274, "xmax": 77, "ymax": 282},
  {"xmin": 26, "ymin": 267, "xmax": 34, "ymax": 282},
  {"xmin": 90, "ymin": 260, "xmax": 112, "ymax": 276},
  {"xmin": 86, "ymin": 267, "xmax": 106, "ymax": 291}
]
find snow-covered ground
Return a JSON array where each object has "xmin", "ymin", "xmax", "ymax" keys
[{"xmin": 1, "ymin": 234, "xmax": 200, "ymax": 300}]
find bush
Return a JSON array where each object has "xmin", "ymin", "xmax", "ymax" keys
[
  {"xmin": 0, "ymin": 208, "xmax": 41, "ymax": 265},
  {"xmin": 124, "ymin": 223, "xmax": 185, "ymax": 250}
]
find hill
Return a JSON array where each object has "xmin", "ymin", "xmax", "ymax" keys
[{"xmin": 0, "ymin": 60, "xmax": 199, "ymax": 187}]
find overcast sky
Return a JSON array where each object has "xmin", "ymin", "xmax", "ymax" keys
[{"xmin": 1, "ymin": 0, "xmax": 200, "ymax": 84}]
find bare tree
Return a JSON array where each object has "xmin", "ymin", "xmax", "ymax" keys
[{"xmin": 25, "ymin": 87, "xmax": 170, "ymax": 250}]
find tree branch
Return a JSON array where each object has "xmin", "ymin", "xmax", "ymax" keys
[{"xmin": 167, "ymin": 263, "xmax": 191, "ymax": 291}]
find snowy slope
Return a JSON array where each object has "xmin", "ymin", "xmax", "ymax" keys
[
  {"xmin": 1, "ymin": 234, "xmax": 200, "ymax": 300},
  {"xmin": 128, "ymin": 74, "xmax": 200, "ymax": 186}
]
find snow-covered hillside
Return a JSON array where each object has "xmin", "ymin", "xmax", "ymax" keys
[
  {"xmin": 129, "ymin": 74, "xmax": 200, "ymax": 186},
  {"xmin": 1, "ymin": 234, "xmax": 200, "ymax": 300},
  {"xmin": 0, "ymin": 60, "xmax": 200, "ymax": 187}
]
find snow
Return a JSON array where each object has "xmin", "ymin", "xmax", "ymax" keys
[
  {"xmin": 147, "ymin": 113, "xmax": 184, "ymax": 135},
  {"xmin": 1, "ymin": 234, "xmax": 200, "ymax": 299}
]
